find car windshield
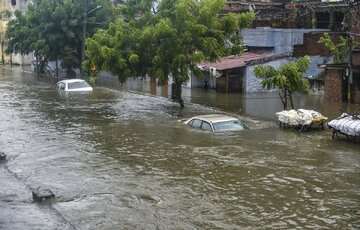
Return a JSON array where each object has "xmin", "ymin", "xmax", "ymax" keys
[
  {"xmin": 213, "ymin": 120, "xmax": 247, "ymax": 132},
  {"xmin": 68, "ymin": 81, "xmax": 90, "ymax": 89}
]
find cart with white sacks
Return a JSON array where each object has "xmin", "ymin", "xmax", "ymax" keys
[
  {"xmin": 327, "ymin": 113, "xmax": 360, "ymax": 142},
  {"xmin": 276, "ymin": 109, "xmax": 328, "ymax": 132}
]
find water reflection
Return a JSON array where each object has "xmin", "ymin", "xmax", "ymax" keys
[{"xmin": 97, "ymin": 75, "xmax": 360, "ymax": 121}]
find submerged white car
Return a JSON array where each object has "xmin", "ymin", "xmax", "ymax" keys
[
  {"xmin": 184, "ymin": 114, "xmax": 248, "ymax": 132},
  {"xmin": 55, "ymin": 79, "xmax": 93, "ymax": 92}
]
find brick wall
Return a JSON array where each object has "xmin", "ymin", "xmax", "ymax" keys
[
  {"xmin": 293, "ymin": 32, "xmax": 340, "ymax": 56},
  {"xmin": 353, "ymin": 51, "xmax": 360, "ymax": 66},
  {"xmin": 352, "ymin": 3, "xmax": 360, "ymax": 44},
  {"xmin": 324, "ymin": 69, "xmax": 343, "ymax": 101}
]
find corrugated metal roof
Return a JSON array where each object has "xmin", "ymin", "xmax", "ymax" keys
[{"xmin": 198, "ymin": 52, "xmax": 272, "ymax": 71}]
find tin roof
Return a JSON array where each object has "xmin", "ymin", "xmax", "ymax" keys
[{"xmin": 198, "ymin": 52, "xmax": 272, "ymax": 71}]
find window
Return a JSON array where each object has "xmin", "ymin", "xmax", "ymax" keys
[
  {"xmin": 316, "ymin": 12, "xmax": 330, "ymax": 29},
  {"xmin": 11, "ymin": 0, "xmax": 16, "ymax": 6},
  {"xmin": 68, "ymin": 81, "xmax": 90, "ymax": 89},
  {"xmin": 189, "ymin": 119, "xmax": 202, "ymax": 128},
  {"xmin": 201, "ymin": 122, "xmax": 212, "ymax": 132},
  {"xmin": 213, "ymin": 120, "xmax": 246, "ymax": 132}
]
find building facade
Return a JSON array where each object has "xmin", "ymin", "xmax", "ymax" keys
[{"xmin": 0, "ymin": 0, "xmax": 33, "ymax": 65}]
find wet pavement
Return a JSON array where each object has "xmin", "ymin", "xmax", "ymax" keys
[{"xmin": 0, "ymin": 66, "xmax": 359, "ymax": 229}]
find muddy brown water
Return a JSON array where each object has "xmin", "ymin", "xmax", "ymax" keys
[{"xmin": 0, "ymin": 66, "xmax": 359, "ymax": 229}]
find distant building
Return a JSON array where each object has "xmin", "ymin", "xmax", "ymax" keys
[
  {"xmin": 224, "ymin": 0, "xmax": 347, "ymax": 32},
  {"xmin": 320, "ymin": 2, "xmax": 360, "ymax": 103},
  {"xmin": 197, "ymin": 52, "xmax": 291, "ymax": 93},
  {"xmin": 193, "ymin": 26, "xmax": 332, "ymax": 94},
  {"xmin": 217, "ymin": 1, "xmax": 360, "ymax": 103},
  {"xmin": 240, "ymin": 27, "xmax": 330, "ymax": 54},
  {"xmin": 0, "ymin": 0, "xmax": 33, "ymax": 65}
]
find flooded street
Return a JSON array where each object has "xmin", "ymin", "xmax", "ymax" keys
[{"xmin": 0, "ymin": 66, "xmax": 359, "ymax": 229}]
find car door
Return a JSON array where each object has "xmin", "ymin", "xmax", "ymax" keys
[
  {"xmin": 55, "ymin": 83, "xmax": 61, "ymax": 90},
  {"xmin": 189, "ymin": 119, "xmax": 202, "ymax": 129},
  {"xmin": 200, "ymin": 121, "xmax": 213, "ymax": 132},
  {"xmin": 55, "ymin": 82, "xmax": 66, "ymax": 90},
  {"xmin": 188, "ymin": 119, "xmax": 213, "ymax": 132}
]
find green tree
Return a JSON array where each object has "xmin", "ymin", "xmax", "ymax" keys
[
  {"xmin": 5, "ymin": 0, "xmax": 115, "ymax": 76},
  {"xmin": 85, "ymin": 0, "xmax": 255, "ymax": 107},
  {"xmin": 318, "ymin": 32, "xmax": 359, "ymax": 64},
  {"xmin": 318, "ymin": 33, "xmax": 349, "ymax": 64},
  {"xmin": 254, "ymin": 56, "xmax": 311, "ymax": 110}
]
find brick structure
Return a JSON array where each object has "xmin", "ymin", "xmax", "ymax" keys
[
  {"xmin": 353, "ymin": 52, "xmax": 360, "ymax": 66},
  {"xmin": 324, "ymin": 69, "xmax": 343, "ymax": 101},
  {"xmin": 293, "ymin": 32, "xmax": 341, "ymax": 56},
  {"xmin": 351, "ymin": 4, "xmax": 360, "ymax": 104}
]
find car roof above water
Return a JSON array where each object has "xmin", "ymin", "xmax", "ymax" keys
[
  {"xmin": 189, "ymin": 114, "xmax": 239, "ymax": 123},
  {"xmin": 58, "ymin": 79, "xmax": 87, "ymax": 84}
]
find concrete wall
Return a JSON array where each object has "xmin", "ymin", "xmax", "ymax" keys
[
  {"xmin": 304, "ymin": 55, "xmax": 328, "ymax": 80},
  {"xmin": 191, "ymin": 72, "xmax": 217, "ymax": 89},
  {"xmin": 240, "ymin": 28, "xmax": 330, "ymax": 54},
  {"xmin": 0, "ymin": 0, "xmax": 9, "ymax": 64},
  {"xmin": 8, "ymin": 0, "xmax": 32, "ymax": 12},
  {"xmin": 244, "ymin": 57, "xmax": 290, "ymax": 93}
]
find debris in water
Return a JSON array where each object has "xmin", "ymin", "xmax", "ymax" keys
[
  {"xmin": 32, "ymin": 189, "xmax": 55, "ymax": 202},
  {"xmin": 0, "ymin": 152, "xmax": 7, "ymax": 161}
]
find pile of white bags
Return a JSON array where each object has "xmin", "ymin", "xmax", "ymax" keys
[
  {"xmin": 327, "ymin": 113, "xmax": 360, "ymax": 137},
  {"xmin": 276, "ymin": 109, "xmax": 325, "ymax": 126}
]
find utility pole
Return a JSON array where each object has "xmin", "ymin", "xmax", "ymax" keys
[
  {"xmin": 347, "ymin": 1, "xmax": 353, "ymax": 103},
  {"xmin": 80, "ymin": 0, "xmax": 88, "ymax": 77},
  {"xmin": 80, "ymin": 1, "xmax": 102, "ymax": 77}
]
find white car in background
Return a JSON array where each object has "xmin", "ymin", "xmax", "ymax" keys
[
  {"xmin": 183, "ymin": 114, "xmax": 248, "ymax": 132},
  {"xmin": 55, "ymin": 79, "xmax": 93, "ymax": 92}
]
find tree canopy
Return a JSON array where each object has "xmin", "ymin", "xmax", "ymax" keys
[
  {"xmin": 254, "ymin": 56, "xmax": 311, "ymax": 110},
  {"xmin": 318, "ymin": 32, "xmax": 360, "ymax": 64},
  {"xmin": 6, "ymin": 0, "xmax": 115, "ymax": 75},
  {"xmin": 85, "ymin": 0, "xmax": 255, "ymax": 107},
  {"xmin": 318, "ymin": 33, "xmax": 349, "ymax": 64}
]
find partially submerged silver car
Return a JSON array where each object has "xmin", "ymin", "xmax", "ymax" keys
[
  {"xmin": 184, "ymin": 114, "xmax": 248, "ymax": 132},
  {"xmin": 55, "ymin": 79, "xmax": 93, "ymax": 92}
]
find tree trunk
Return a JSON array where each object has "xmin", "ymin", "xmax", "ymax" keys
[
  {"xmin": 161, "ymin": 81, "xmax": 168, "ymax": 97},
  {"xmin": 150, "ymin": 76, "xmax": 156, "ymax": 95},
  {"xmin": 1, "ymin": 41, "xmax": 4, "ymax": 65},
  {"xmin": 279, "ymin": 88, "xmax": 288, "ymax": 110},
  {"xmin": 279, "ymin": 92, "xmax": 285, "ymax": 110},
  {"xmin": 56, "ymin": 59, "xmax": 59, "ymax": 78},
  {"xmin": 179, "ymin": 97, "xmax": 184, "ymax": 108},
  {"xmin": 289, "ymin": 93, "xmax": 294, "ymax": 109},
  {"xmin": 172, "ymin": 80, "xmax": 184, "ymax": 108}
]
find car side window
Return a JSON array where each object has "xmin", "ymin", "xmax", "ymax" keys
[
  {"xmin": 190, "ymin": 119, "xmax": 202, "ymax": 128},
  {"xmin": 60, "ymin": 83, "xmax": 65, "ymax": 90},
  {"xmin": 201, "ymin": 121, "xmax": 212, "ymax": 132}
]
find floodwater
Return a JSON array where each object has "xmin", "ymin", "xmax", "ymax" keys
[{"xmin": 0, "ymin": 66, "xmax": 359, "ymax": 230}]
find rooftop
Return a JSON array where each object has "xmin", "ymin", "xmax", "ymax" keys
[{"xmin": 198, "ymin": 52, "xmax": 272, "ymax": 71}]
